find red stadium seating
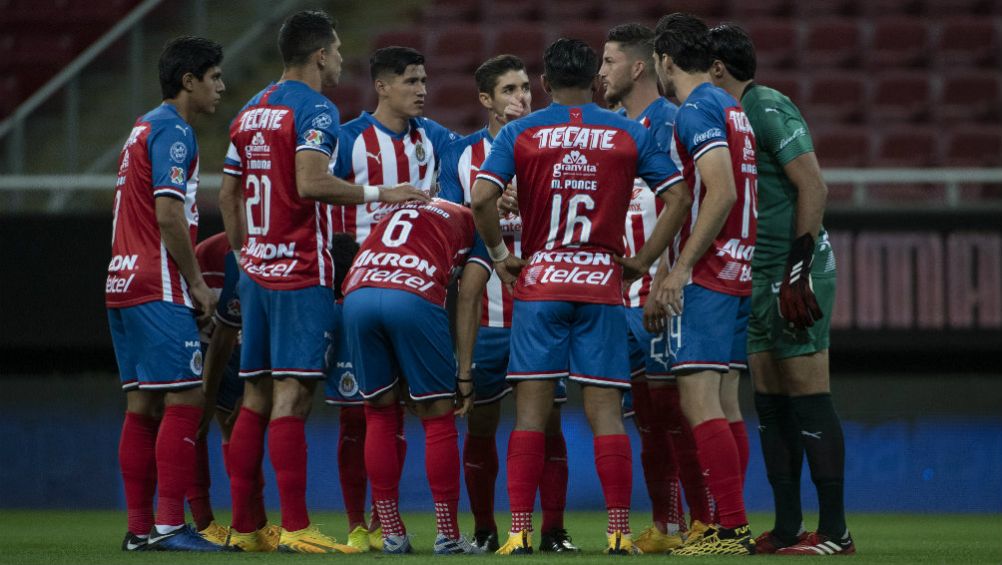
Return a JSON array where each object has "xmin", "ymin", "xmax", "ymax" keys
[
  {"xmin": 860, "ymin": 0, "xmax": 925, "ymax": 16},
  {"xmin": 797, "ymin": 0, "xmax": 861, "ymax": 17},
  {"xmin": 744, "ymin": 19, "xmax": 799, "ymax": 69},
  {"xmin": 0, "ymin": 76, "xmax": 20, "ymax": 118},
  {"xmin": 805, "ymin": 73, "xmax": 867, "ymax": 123},
  {"xmin": 421, "ymin": 0, "xmax": 480, "ymax": 23},
  {"xmin": 731, "ymin": 0, "xmax": 795, "ymax": 18},
  {"xmin": 427, "ymin": 25, "xmax": 487, "ymax": 74},
  {"xmin": 943, "ymin": 126, "xmax": 1002, "ymax": 166},
  {"xmin": 603, "ymin": 0, "xmax": 672, "ymax": 22},
  {"xmin": 814, "ymin": 127, "xmax": 872, "ymax": 167},
  {"xmin": 484, "ymin": 0, "xmax": 542, "ymax": 22},
  {"xmin": 324, "ymin": 83, "xmax": 368, "ymax": 122},
  {"xmin": 491, "ymin": 25, "xmax": 548, "ymax": 74},
  {"xmin": 871, "ymin": 72, "xmax": 932, "ymax": 123},
  {"xmin": 543, "ymin": 0, "xmax": 604, "ymax": 23},
  {"xmin": 868, "ymin": 17, "xmax": 930, "ymax": 69},
  {"xmin": 556, "ymin": 22, "xmax": 608, "ymax": 54},
  {"xmin": 925, "ymin": 0, "xmax": 997, "ymax": 15},
  {"xmin": 939, "ymin": 73, "xmax": 1001, "ymax": 122},
  {"xmin": 802, "ymin": 18, "xmax": 863, "ymax": 68},
  {"xmin": 873, "ymin": 126, "xmax": 940, "ymax": 166},
  {"xmin": 426, "ymin": 75, "xmax": 482, "ymax": 133},
  {"xmin": 372, "ymin": 29, "xmax": 424, "ymax": 51},
  {"xmin": 754, "ymin": 72, "xmax": 804, "ymax": 103},
  {"xmin": 936, "ymin": 18, "xmax": 999, "ymax": 68}
]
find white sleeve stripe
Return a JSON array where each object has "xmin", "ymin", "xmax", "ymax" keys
[
  {"xmin": 153, "ymin": 188, "xmax": 185, "ymax": 199},
  {"xmin": 296, "ymin": 145, "xmax": 332, "ymax": 156},
  {"xmin": 653, "ymin": 174, "xmax": 685, "ymax": 195},
  {"xmin": 475, "ymin": 171, "xmax": 505, "ymax": 190},
  {"xmin": 223, "ymin": 167, "xmax": 242, "ymax": 176},
  {"xmin": 693, "ymin": 140, "xmax": 729, "ymax": 161},
  {"xmin": 467, "ymin": 257, "xmax": 492, "ymax": 271}
]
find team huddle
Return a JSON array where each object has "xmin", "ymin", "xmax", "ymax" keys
[{"xmin": 105, "ymin": 8, "xmax": 851, "ymax": 557}]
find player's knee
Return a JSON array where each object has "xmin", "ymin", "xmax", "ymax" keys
[
  {"xmin": 164, "ymin": 385, "xmax": 205, "ymax": 408},
  {"xmin": 468, "ymin": 403, "xmax": 501, "ymax": 436},
  {"xmin": 271, "ymin": 378, "xmax": 315, "ymax": 419},
  {"xmin": 413, "ymin": 397, "xmax": 454, "ymax": 419}
]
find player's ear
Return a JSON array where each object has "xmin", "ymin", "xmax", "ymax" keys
[
  {"xmin": 710, "ymin": 60, "xmax": 726, "ymax": 79},
  {"xmin": 478, "ymin": 91, "xmax": 493, "ymax": 110},
  {"xmin": 541, "ymin": 74, "xmax": 551, "ymax": 94},
  {"xmin": 632, "ymin": 59, "xmax": 646, "ymax": 82},
  {"xmin": 181, "ymin": 72, "xmax": 196, "ymax": 92}
]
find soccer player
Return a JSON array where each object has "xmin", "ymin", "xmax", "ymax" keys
[
  {"xmin": 217, "ymin": 10, "xmax": 427, "ymax": 553},
  {"xmin": 650, "ymin": 13, "xmax": 758, "ymax": 555},
  {"xmin": 709, "ymin": 24, "xmax": 853, "ymax": 555},
  {"xmin": 108, "ymin": 36, "xmax": 225, "ymax": 552},
  {"xmin": 597, "ymin": 22, "xmax": 695, "ymax": 552},
  {"xmin": 333, "ymin": 46, "xmax": 458, "ymax": 242},
  {"xmin": 443, "ymin": 54, "xmax": 579, "ymax": 553},
  {"xmin": 471, "ymin": 38, "xmax": 681, "ymax": 555},
  {"xmin": 341, "ymin": 198, "xmax": 483, "ymax": 555}
]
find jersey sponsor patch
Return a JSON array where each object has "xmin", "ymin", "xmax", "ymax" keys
[
  {"xmin": 169, "ymin": 166, "xmax": 185, "ymax": 185},
  {"xmin": 304, "ymin": 129, "xmax": 324, "ymax": 146}
]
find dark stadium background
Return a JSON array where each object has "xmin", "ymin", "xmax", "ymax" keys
[{"xmin": 1, "ymin": 0, "xmax": 1000, "ymax": 515}]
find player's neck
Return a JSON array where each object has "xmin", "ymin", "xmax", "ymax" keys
[
  {"xmin": 372, "ymin": 105, "xmax": 410, "ymax": 135},
  {"xmin": 279, "ymin": 66, "xmax": 322, "ymax": 92},
  {"xmin": 674, "ymin": 72, "xmax": 710, "ymax": 103},
  {"xmin": 550, "ymin": 87, "xmax": 593, "ymax": 107},
  {"xmin": 621, "ymin": 80, "xmax": 660, "ymax": 120},
  {"xmin": 487, "ymin": 114, "xmax": 503, "ymax": 138},
  {"xmin": 162, "ymin": 97, "xmax": 191, "ymax": 123}
]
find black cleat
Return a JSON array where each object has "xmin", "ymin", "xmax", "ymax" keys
[
  {"xmin": 122, "ymin": 531, "xmax": 148, "ymax": 551},
  {"xmin": 539, "ymin": 528, "xmax": 580, "ymax": 552},
  {"xmin": 473, "ymin": 529, "xmax": 500, "ymax": 552}
]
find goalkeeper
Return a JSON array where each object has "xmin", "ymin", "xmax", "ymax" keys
[{"xmin": 708, "ymin": 24, "xmax": 853, "ymax": 556}]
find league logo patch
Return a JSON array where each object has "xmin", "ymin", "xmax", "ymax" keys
[
  {"xmin": 226, "ymin": 298, "xmax": 240, "ymax": 319},
  {"xmin": 305, "ymin": 129, "xmax": 324, "ymax": 146},
  {"xmin": 311, "ymin": 113, "xmax": 332, "ymax": 129},
  {"xmin": 190, "ymin": 349, "xmax": 203, "ymax": 376},
  {"xmin": 414, "ymin": 141, "xmax": 428, "ymax": 164},
  {"xmin": 170, "ymin": 141, "xmax": 188, "ymax": 163},
  {"xmin": 169, "ymin": 166, "xmax": 186, "ymax": 185},
  {"xmin": 338, "ymin": 371, "xmax": 359, "ymax": 397}
]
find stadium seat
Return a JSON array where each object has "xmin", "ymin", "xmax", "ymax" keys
[
  {"xmin": 802, "ymin": 19, "xmax": 862, "ymax": 68},
  {"xmin": 421, "ymin": 0, "xmax": 480, "ymax": 23},
  {"xmin": 873, "ymin": 126, "xmax": 940, "ymax": 166},
  {"xmin": 324, "ymin": 83, "xmax": 367, "ymax": 122},
  {"xmin": 943, "ymin": 126, "xmax": 1002, "ymax": 166},
  {"xmin": 936, "ymin": 18, "xmax": 999, "ymax": 68},
  {"xmin": 797, "ymin": 0, "xmax": 861, "ymax": 17},
  {"xmin": 491, "ymin": 25, "xmax": 548, "ymax": 75},
  {"xmin": 604, "ymin": 0, "xmax": 680, "ymax": 21},
  {"xmin": 938, "ymin": 73, "xmax": 1001, "ymax": 122},
  {"xmin": 870, "ymin": 72, "xmax": 932, "ymax": 123},
  {"xmin": 925, "ymin": 0, "xmax": 996, "ymax": 15},
  {"xmin": 372, "ymin": 29, "xmax": 424, "ymax": 51},
  {"xmin": 805, "ymin": 73, "xmax": 867, "ymax": 123},
  {"xmin": 426, "ymin": 75, "xmax": 482, "ymax": 134},
  {"xmin": 0, "ymin": 75, "xmax": 19, "ymax": 118},
  {"xmin": 860, "ymin": 0, "xmax": 925, "ymax": 16},
  {"xmin": 731, "ymin": 0, "xmax": 795, "ymax": 18},
  {"xmin": 813, "ymin": 127, "xmax": 872, "ymax": 167},
  {"xmin": 754, "ymin": 71, "xmax": 803, "ymax": 103},
  {"xmin": 664, "ymin": 0, "xmax": 730, "ymax": 18},
  {"xmin": 868, "ymin": 17, "xmax": 930, "ymax": 69},
  {"xmin": 427, "ymin": 25, "xmax": 487, "ymax": 74},
  {"xmin": 555, "ymin": 22, "xmax": 608, "ymax": 54},
  {"xmin": 2, "ymin": 32, "xmax": 76, "ymax": 69},
  {"xmin": 484, "ymin": 0, "xmax": 542, "ymax": 22},
  {"xmin": 543, "ymin": 0, "xmax": 603, "ymax": 23},
  {"xmin": 744, "ymin": 19, "xmax": 799, "ymax": 69}
]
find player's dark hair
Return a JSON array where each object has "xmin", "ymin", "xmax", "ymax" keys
[
  {"xmin": 278, "ymin": 10, "xmax": 336, "ymax": 67},
  {"xmin": 607, "ymin": 23, "xmax": 656, "ymax": 78},
  {"xmin": 370, "ymin": 46, "xmax": 426, "ymax": 81},
  {"xmin": 708, "ymin": 23, "xmax": 757, "ymax": 81},
  {"xmin": 330, "ymin": 232, "xmax": 360, "ymax": 300},
  {"xmin": 474, "ymin": 54, "xmax": 527, "ymax": 95},
  {"xmin": 158, "ymin": 36, "xmax": 223, "ymax": 99},
  {"xmin": 653, "ymin": 13, "xmax": 713, "ymax": 73},
  {"xmin": 543, "ymin": 38, "xmax": 598, "ymax": 90}
]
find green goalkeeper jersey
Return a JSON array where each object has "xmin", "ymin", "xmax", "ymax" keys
[{"xmin": 741, "ymin": 83, "xmax": 826, "ymax": 270}]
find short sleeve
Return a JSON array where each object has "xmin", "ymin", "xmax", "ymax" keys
[
  {"xmin": 477, "ymin": 124, "xmax": 516, "ymax": 190},
  {"xmin": 675, "ymin": 102, "xmax": 728, "ymax": 162},
  {"xmin": 148, "ymin": 122, "xmax": 195, "ymax": 200},
  {"xmin": 633, "ymin": 124, "xmax": 684, "ymax": 196},
  {"xmin": 422, "ymin": 117, "xmax": 461, "ymax": 156},
  {"xmin": 214, "ymin": 251, "xmax": 242, "ymax": 328},
  {"xmin": 223, "ymin": 142, "xmax": 242, "ymax": 177},
  {"xmin": 437, "ymin": 141, "xmax": 465, "ymax": 204},
  {"xmin": 753, "ymin": 100, "xmax": 814, "ymax": 166},
  {"xmin": 296, "ymin": 102, "xmax": 340, "ymax": 157},
  {"xmin": 466, "ymin": 231, "xmax": 492, "ymax": 272},
  {"xmin": 332, "ymin": 126, "xmax": 354, "ymax": 179}
]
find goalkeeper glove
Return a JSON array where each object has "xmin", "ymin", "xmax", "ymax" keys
[{"xmin": 779, "ymin": 233, "xmax": 823, "ymax": 329}]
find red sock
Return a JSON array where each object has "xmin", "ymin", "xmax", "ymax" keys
[
  {"xmin": 423, "ymin": 413, "xmax": 460, "ymax": 538},
  {"xmin": 395, "ymin": 403, "xmax": 407, "ymax": 482},
  {"xmin": 269, "ymin": 416, "xmax": 310, "ymax": 532},
  {"xmin": 540, "ymin": 432, "xmax": 568, "ymax": 532},
  {"xmin": 664, "ymin": 386, "xmax": 712, "ymax": 525},
  {"xmin": 155, "ymin": 404, "xmax": 203, "ymax": 527},
  {"xmin": 187, "ymin": 436, "xmax": 214, "ymax": 530},
  {"xmin": 365, "ymin": 404, "xmax": 404, "ymax": 535},
  {"xmin": 338, "ymin": 406, "xmax": 368, "ymax": 529},
  {"xmin": 221, "ymin": 442, "xmax": 231, "ymax": 475},
  {"xmin": 595, "ymin": 434, "xmax": 632, "ymax": 534},
  {"xmin": 633, "ymin": 383, "xmax": 670, "ymax": 526},
  {"xmin": 464, "ymin": 434, "xmax": 498, "ymax": 532},
  {"xmin": 648, "ymin": 386, "xmax": 682, "ymax": 528},
  {"xmin": 119, "ymin": 412, "xmax": 158, "ymax": 534},
  {"xmin": 729, "ymin": 420, "xmax": 750, "ymax": 485},
  {"xmin": 228, "ymin": 407, "xmax": 268, "ymax": 533},
  {"xmin": 507, "ymin": 430, "xmax": 545, "ymax": 532},
  {"xmin": 692, "ymin": 418, "xmax": 747, "ymax": 528}
]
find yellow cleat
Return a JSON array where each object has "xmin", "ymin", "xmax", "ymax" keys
[
  {"xmin": 198, "ymin": 521, "xmax": 228, "ymax": 546},
  {"xmin": 227, "ymin": 528, "xmax": 272, "ymax": 552},
  {"xmin": 633, "ymin": 526, "xmax": 684, "ymax": 553},
  {"xmin": 347, "ymin": 525, "xmax": 372, "ymax": 552},
  {"xmin": 604, "ymin": 531, "xmax": 642, "ymax": 555},
  {"xmin": 368, "ymin": 526, "xmax": 383, "ymax": 551},
  {"xmin": 277, "ymin": 524, "xmax": 361, "ymax": 554},
  {"xmin": 260, "ymin": 524, "xmax": 281, "ymax": 552},
  {"xmin": 496, "ymin": 530, "xmax": 533, "ymax": 555},
  {"xmin": 682, "ymin": 520, "xmax": 710, "ymax": 546},
  {"xmin": 670, "ymin": 524, "xmax": 755, "ymax": 556}
]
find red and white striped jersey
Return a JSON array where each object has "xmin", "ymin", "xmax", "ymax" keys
[
  {"xmin": 332, "ymin": 112, "xmax": 458, "ymax": 244},
  {"xmin": 106, "ymin": 103, "xmax": 200, "ymax": 309}
]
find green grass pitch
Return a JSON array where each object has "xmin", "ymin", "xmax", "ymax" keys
[{"xmin": 2, "ymin": 510, "xmax": 1001, "ymax": 564}]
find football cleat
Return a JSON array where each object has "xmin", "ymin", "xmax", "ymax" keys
[
  {"xmin": 669, "ymin": 524, "xmax": 755, "ymax": 556},
  {"xmin": 146, "ymin": 524, "xmax": 224, "ymax": 552},
  {"xmin": 775, "ymin": 531, "xmax": 855, "ymax": 555},
  {"xmin": 261, "ymin": 524, "xmax": 281, "ymax": 552},
  {"xmin": 473, "ymin": 529, "xmax": 500, "ymax": 552},
  {"xmin": 682, "ymin": 520, "xmax": 711, "ymax": 546},
  {"xmin": 197, "ymin": 521, "xmax": 228, "ymax": 546},
  {"xmin": 496, "ymin": 530, "xmax": 533, "ymax": 555},
  {"xmin": 754, "ymin": 529, "xmax": 809, "ymax": 554},
  {"xmin": 539, "ymin": 528, "xmax": 580, "ymax": 552},
  {"xmin": 277, "ymin": 524, "xmax": 360, "ymax": 554},
  {"xmin": 633, "ymin": 525, "xmax": 684, "ymax": 553},
  {"xmin": 347, "ymin": 525, "xmax": 372, "ymax": 552},
  {"xmin": 121, "ymin": 531, "xmax": 148, "ymax": 551},
  {"xmin": 382, "ymin": 533, "xmax": 414, "ymax": 554},
  {"xmin": 368, "ymin": 526, "xmax": 384, "ymax": 551},
  {"xmin": 227, "ymin": 528, "xmax": 270, "ymax": 553},
  {"xmin": 604, "ymin": 531, "xmax": 642, "ymax": 555},
  {"xmin": 434, "ymin": 533, "xmax": 486, "ymax": 555}
]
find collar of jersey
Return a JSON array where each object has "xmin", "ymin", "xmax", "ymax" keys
[
  {"xmin": 362, "ymin": 111, "xmax": 416, "ymax": 139},
  {"xmin": 158, "ymin": 101, "xmax": 184, "ymax": 121}
]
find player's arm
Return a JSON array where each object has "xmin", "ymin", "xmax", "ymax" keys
[
  {"xmin": 455, "ymin": 261, "xmax": 490, "ymax": 415},
  {"xmin": 296, "ymin": 150, "xmax": 430, "ymax": 205},
  {"xmin": 619, "ymin": 181, "xmax": 692, "ymax": 282},
  {"xmin": 156, "ymin": 198, "xmax": 216, "ymax": 325},
  {"xmin": 471, "ymin": 178, "xmax": 524, "ymax": 287},
  {"xmin": 219, "ymin": 173, "xmax": 245, "ymax": 254},
  {"xmin": 198, "ymin": 323, "xmax": 238, "ymax": 438},
  {"xmin": 659, "ymin": 146, "xmax": 736, "ymax": 315},
  {"xmin": 784, "ymin": 151, "xmax": 827, "ymax": 239}
]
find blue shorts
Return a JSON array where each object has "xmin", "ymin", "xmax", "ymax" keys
[
  {"xmin": 325, "ymin": 303, "xmax": 364, "ymax": 406},
  {"xmin": 200, "ymin": 341, "xmax": 243, "ymax": 412},
  {"xmin": 626, "ymin": 307, "xmax": 674, "ymax": 381},
  {"xmin": 622, "ymin": 390, "xmax": 635, "ymax": 419},
  {"xmin": 238, "ymin": 273, "xmax": 335, "ymax": 380},
  {"xmin": 343, "ymin": 287, "xmax": 457, "ymax": 402},
  {"xmin": 471, "ymin": 326, "xmax": 514, "ymax": 405},
  {"xmin": 108, "ymin": 301, "xmax": 202, "ymax": 391},
  {"xmin": 508, "ymin": 300, "xmax": 631, "ymax": 390},
  {"xmin": 667, "ymin": 284, "xmax": 751, "ymax": 374}
]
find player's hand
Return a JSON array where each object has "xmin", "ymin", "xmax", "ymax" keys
[
  {"xmin": 494, "ymin": 254, "xmax": 526, "ymax": 291},
  {"xmin": 614, "ymin": 254, "xmax": 649, "ymax": 284},
  {"xmin": 643, "ymin": 293, "xmax": 668, "ymax": 334},
  {"xmin": 455, "ymin": 373, "xmax": 475, "ymax": 417},
  {"xmin": 500, "ymin": 97, "xmax": 531, "ymax": 124},
  {"xmin": 779, "ymin": 233, "xmax": 823, "ymax": 330},
  {"xmin": 498, "ymin": 185, "xmax": 519, "ymax": 215},
  {"xmin": 379, "ymin": 183, "xmax": 431, "ymax": 204},
  {"xmin": 190, "ymin": 280, "xmax": 218, "ymax": 328},
  {"xmin": 657, "ymin": 265, "xmax": 689, "ymax": 318}
]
